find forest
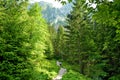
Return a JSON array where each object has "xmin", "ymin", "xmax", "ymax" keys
[{"xmin": 0, "ymin": 0, "xmax": 120, "ymax": 80}]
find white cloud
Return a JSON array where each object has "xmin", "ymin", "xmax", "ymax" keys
[
  {"xmin": 91, "ymin": 3, "xmax": 97, "ymax": 9},
  {"xmin": 108, "ymin": 0, "xmax": 113, "ymax": 2},
  {"xmin": 29, "ymin": 0, "xmax": 67, "ymax": 8}
]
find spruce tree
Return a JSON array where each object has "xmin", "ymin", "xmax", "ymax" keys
[
  {"xmin": 0, "ymin": 1, "xmax": 53, "ymax": 79},
  {"xmin": 0, "ymin": 0, "xmax": 32, "ymax": 79}
]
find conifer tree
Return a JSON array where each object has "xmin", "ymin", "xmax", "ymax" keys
[
  {"xmin": 92, "ymin": 0, "xmax": 120, "ymax": 79},
  {"xmin": 0, "ymin": 0, "xmax": 33, "ymax": 79},
  {"xmin": 64, "ymin": 0, "xmax": 104, "ymax": 79},
  {"xmin": 0, "ymin": 1, "xmax": 53, "ymax": 79},
  {"xmin": 65, "ymin": 0, "xmax": 93, "ymax": 74}
]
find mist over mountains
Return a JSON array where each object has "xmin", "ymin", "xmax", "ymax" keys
[{"xmin": 39, "ymin": 1, "xmax": 72, "ymax": 27}]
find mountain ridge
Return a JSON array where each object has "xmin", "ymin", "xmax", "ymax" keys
[{"xmin": 38, "ymin": 1, "xmax": 72, "ymax": 27}]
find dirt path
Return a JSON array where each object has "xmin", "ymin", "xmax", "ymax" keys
[{"xmin": 53, "ymin": 68, "xmax": 67, "ymax": 80}]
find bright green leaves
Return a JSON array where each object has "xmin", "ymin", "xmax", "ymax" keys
[
  {"xmin": 62, "ymin": 70, "xmax": 91, "ymax": 80},
  {"xmin": 28, "ymin": 3, "xmax": 51, "ymax": 55},
  {"xmin": 0, "ymin": 1, "xmax": 32, "ymax": 79},
  {"xmin": 0, "ymin": 1, "xmax": 53, "ymax": 79}
]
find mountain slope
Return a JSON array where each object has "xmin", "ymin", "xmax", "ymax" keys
[{"xmin": 39, "ymin": 1, "xmax": 72, "ymax": 26}]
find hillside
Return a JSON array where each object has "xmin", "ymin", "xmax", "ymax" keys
[{"xmin": 39, "ymin": 1, "xmax": 72, "ymax": 26}]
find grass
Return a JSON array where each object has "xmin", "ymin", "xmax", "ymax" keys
[
  {"xmin": 30, "ymin": 55, "xmax": 60, "ymax": 80},
  {"xmin": 29, "ymin": 54, "xmax": 91, "ymax": 80}
]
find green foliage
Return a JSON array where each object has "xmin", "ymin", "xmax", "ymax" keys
[
  {"xmin": 109, "ymin": 74, "xmax": 120, "ymax": 80},
  {"xmin": 62, "ymin": 70, "xmax": 91, "ymax": 80},
  {"xmin": 92, "ymin": 0, "xmax": 120, "ymax": 79},
  {"xmin": 62, "ymin": 1, "xmax": 102, "ymax": 78},
  {"xmin": 28, "ymin": 3, "xmax": 52, "ymax": 54},
  {"xmin": 54, "ymin": 26, "xmax": 66, "ymax": 58},
  {"xmin": 1, "ymin": 0, "xmax": 120, "ymax": 80},
  {"xmin": 54, "ymin": 0, "xmax": 120, "ymax": 80},
  {"xmin": 30, "ymin": 58, "xmax": 60, "ymax": 80},
  {"xmin": 0, "ymin": 0, "xmax": 32, "ymax": 79},
  {"xmin": 0, "ymin": 1, "xmax": 53, "ymax": 80}
]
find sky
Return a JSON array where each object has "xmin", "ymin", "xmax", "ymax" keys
[
  {"xmin": 30, "ymin": 0, "xmax": 113, "ymax": 8},
  {"xmin": 29, "ymin": 0, "xmax": 67, "ymax": 8}
]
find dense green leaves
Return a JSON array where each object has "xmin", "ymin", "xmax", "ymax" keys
[
  {"xmin": 0, "ymin": 1, "xmax": 32, "ymax": 79},
  {"xmin": 52, "ymin": 0, "xmax": 120, "ymax": 80},
  {"xmin": 91, "ymin": 0, "xmax": 120, "ymax": 79},
  {"xmin": 62, "ymin": 1, "xmax": 100, "ymax": 78},
  {"xmin": 0, "ymin": 1, "xmax": 53, "ymax": 79},
  {"xmin": 62, "ymin": 70, "xmax": 91, "ymax": 80},
  {"xmin": 1, "ymin": 0, "xmax": 120, "ymax": 80}
]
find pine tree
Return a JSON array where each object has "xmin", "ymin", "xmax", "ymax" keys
[
  {"xmin": 0, "ymin": 0, "xmax": 33, "ymax": 79},
  {"xmin": 0, "ymin": 1, "xmax": 53, "ymax": 79},
  {"xmin": 92, "ymin": 0, "xmax": 120, "ymax": 79},
  {"xmin": 65, "ymin": 0, "xmax": 94, "ymax": 74},
  {"xmin": 64, "ymin": 0, "xmax": 104, "ymax": 79}
]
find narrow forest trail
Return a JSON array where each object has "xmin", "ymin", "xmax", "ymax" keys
[{"xmin": 53, "ymin": 68, "xmax": 67, "ymax": 80}]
